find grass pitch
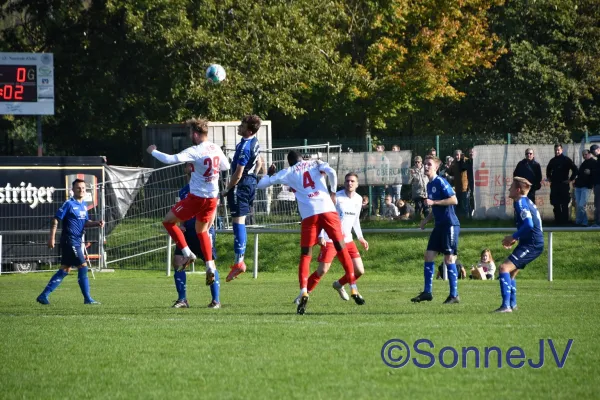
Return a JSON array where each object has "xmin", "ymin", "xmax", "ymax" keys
[{"xmin": 1, "ymin": 271, "xmax": 599, "ymax": 399}]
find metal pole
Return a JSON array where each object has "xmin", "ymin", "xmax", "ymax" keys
[
  {"xmin": 507, "ymin": 133, "xmax": 511, "ymax": 145},
  {"xmin": 99, "ymin": 181, "xmax": 105, "ymax": 271},
  {"xmin": 36, "ymin": 116, "xmax": 43, "ymax": 156},
  {"xmin": 436, "ymin": 135, "xmax": 440, "ymax": 157},
  {"xmin": 166, "ymin": 235, "xmax": 172, "ymax": 276},
  {"xmin": 253, "ymin": 233, "xmax": 258, "ymax": 279},
  {"xmin": 548, "ymin": 231, "xmax": 553, "ymax": 281},
  {"xmin": 0, "ymin": 235, "xmax": 3, "ymax": 275}
]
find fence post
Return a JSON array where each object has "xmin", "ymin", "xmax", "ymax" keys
[
  {"xmin": 303, "ymin": 138, "xmax": 308, "ymax": 153},
  {"xmin": 585, "ymin": 129, "xmax": 589, "ymax": 143},
  {"xmin": 99, "ymin": 182, "xmax": 106, "ymax": 271},
  {"xmin": 253, "ymin": 233, "xmax": 259, "ymax": 279},
  {"xmin": 0, "ymin": 235, "xmax": 2, "ymax": 275},
  {"xmin": 166, "ymin": 235, "xmax": 172, "ymax": 277},
  {"xmin": 548, "ymin": 231, "xmax": 553, "ymax": 281},
  {"xmin": 507, "ymin": 133, "xmax": 511, "ymax": 145},
  {"xmin": 436, "ymin": 135, "xmax": 440, "ymax": 157},
  {"xmin": 326, "ymin": 142, "xmax": 330, "ymax": 162}
]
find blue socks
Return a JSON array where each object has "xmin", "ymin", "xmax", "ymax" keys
[
  {"xmin": 77, "ymin": 267, "xmax": 93, "ymax": 303},
  {"xmin": 174, "ymin": 270, "xmax": 187, "ymax": 301},
  {"xmin": 510, "ymin": 278, "xmax": 517, "ymax": 308},
  {"xmin": 40, "ymin": 269, "xmax": 68, "ymax": 298},
  {"xmin": 499, "ymin": 272, "xmax": 512, "ymax": 308},
  {"xmin": 424, "ymin": 262, "xmax": 435, "ymax": 293},
  {"xmin": 210, "ymin": 269, "xmax": 220, "ymax": 303},
  {"xmin": 233, "ymin": 223, "xmax": 247, "ymax": 264},
  {"xmin": 447, "ymin": 263, "xmax": 458, "ymax": 297}
]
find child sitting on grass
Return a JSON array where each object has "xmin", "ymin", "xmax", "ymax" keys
[{"xmin": 470, "ymin": 248, "xmax": 496, "ymax": 280}]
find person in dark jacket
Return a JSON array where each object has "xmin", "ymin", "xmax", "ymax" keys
[
  {"xmin": 574, "ymin": 149, "xmax": 596, "ymax": 226},
  {"xmin": 513, "ymin": 148, "xmax": 543, "ymax": 204},
  {"xmin": 546, "ymin": 144, "xmax": 578, "ymax": 225},
  {"xmin": 590, "ymin": 144, "xmax": 600, "ymax": 226}
]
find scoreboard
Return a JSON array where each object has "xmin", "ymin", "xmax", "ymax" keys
[{"xmin": 0, "ymin": 53, "xmax": 54, "ymax": 115}]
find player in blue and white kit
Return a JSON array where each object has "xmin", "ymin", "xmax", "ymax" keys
[
  {"xmin": 221, "ymin": 115, "xmax": 263, "ymax": 282},
  {"xmin": 172, "ymin": 163, "xmax": 220, "ymax": 309},
  {"xmin": 411, "ymin": 156, "xmax": 461, "ymax": 304},
  {"xmin": 495, "ymin": 177, "xmax": 544, "ymax": 313},
  {"xmin": 36, "ymin": 179, "xmax": 104, "ymax": 305}
]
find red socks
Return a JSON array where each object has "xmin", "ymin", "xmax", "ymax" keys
[
  {"xmin": 299, "ymin": 255, "xmax": 311, "ymax": 290},
  {"xmin": 197, "ymin": 231, "xmax": 213, "ymax": 261},
  {"xmin": 336, "ymin": 248, "xmax": 356, "ymax": 285},
  {"xmin": 162, "ymin": 222, "xmax": 187, "ymax": 249}
]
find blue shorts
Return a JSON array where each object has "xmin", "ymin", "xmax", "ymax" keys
[
  {"xmin": 60, "ymin": 242, "xmax": 86, "ymax": 267},
  {"xmin": 509, "ymin": 244, "xmax": 543, "ymax": 269},
  {"xmin": 427, "ymin": 225, "xmax": 460, "ymax": 255},
  {"xmin": 227, "ymin": 175, "xmax": 257, "ymax": 217},
  {"xmin": 174, "ymin": 225, "xmax": 217, "ymax": 261}
]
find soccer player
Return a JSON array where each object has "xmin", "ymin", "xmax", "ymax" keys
[
  {"xmin": 147, "ymin": 117, "xmax": 230, "ymax": 288},
  {"xmin": 411, "ymin": 156, "xmax": 461, "ymax": 304},
  {"xmin": 494, "ymin": 177, "xmax": 544, "ymax": 313},
  {"xmin": 257, "ymin": 151, "xmax": 365, "ymax": 314},
  {"xmin": 172, "ymin": 163, "xmax": 220, "ymax": 309},
  {"xmin": 221, "ymin": 115, "xmax": 263, "ymax": 282},
  {"xmin": 295, "ymin": 172, "xmax": 368, "ymax": 304},
  {"xmin": 36, "ymin": 179, "xmax": 104, "ymax": 305}
]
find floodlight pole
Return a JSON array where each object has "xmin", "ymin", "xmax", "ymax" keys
[{"xmin": 36, "ymin": 115, "xmax": 43, "ymax": 156}]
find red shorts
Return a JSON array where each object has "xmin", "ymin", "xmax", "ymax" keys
[
  {"xmin": 171, "ymin": 194, "xmax": 217, "ymax": 223},
  {"xmin": 317, "ymin": 241, "xmax": 360, "ymax": 263},
  {"xmin": 300, "ymin": 212, "xmax": 344, "ymax": 247}
]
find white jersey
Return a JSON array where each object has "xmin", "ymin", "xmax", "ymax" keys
[
  {"xmin": 257, "ymin": 160, "xmax": 336, "ymax": 219},
  {"xmin": 152, "ymin": 141, "xmax": 230, "ymax": 198},
  {"xmin": 321, "ymin": 189, "xmax": 364, "ymax": 243}
]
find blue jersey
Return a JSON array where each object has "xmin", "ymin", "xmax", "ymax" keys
[
  {"xmin": 427, "ymin": 176, "xmax": 460, "ymax": 226},
  {"xmin": 179, "ymin": 184, "xmax": 196, "ymax": 232},
  {"xmin": 56, "ymin": 197, "xmax": 88, "ymax": 245},
  {"xmin": 230, "ymin": 136, "xmax": 260, "ymax": 176},
  {"xmin": 513, "ymin": 196, "xmax": 544, "ymax": 247}
]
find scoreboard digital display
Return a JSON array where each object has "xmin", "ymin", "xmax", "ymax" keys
[
  {"xmin": 0, "ymin": 65, "xmax": 37, "ymax": 102},
  {"xmin": 0, "ymin": 53, "xmax": 54, "ymax": 115}
]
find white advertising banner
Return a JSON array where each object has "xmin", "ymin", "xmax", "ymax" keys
[
  {"xmin": 335, "ymin": 151, "xmax": 413, "ymax": 185},
  {"xmin": 472, "ymin": 143, "xmax": 595, "ymax": 220}
]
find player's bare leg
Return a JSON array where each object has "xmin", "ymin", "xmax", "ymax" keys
[{"xmin": 162, "ymin": 210, "xmax": 196, "ymax": 265}]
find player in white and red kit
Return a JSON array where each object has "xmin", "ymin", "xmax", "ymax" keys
[
  {"xmin": 257, "ymin": 151, "xmax": 365, "ymax": 314},
  {"xmin": 295, "ymin": 172, "xmax": 368, "ymax": 304},
  {"xmin": 147, "ymin": 118, "xmax": 230, "ymax": 288}
]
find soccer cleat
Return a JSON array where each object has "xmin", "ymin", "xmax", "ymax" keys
[
  {"xmin": 172, "ymin": 299, "xmax": 189, "ymax": 308},
  {"xmin": 351, "ymin": 293, "xmax": 366, "ymax": 305},
  {"xmin": 494, "ymin": 306, "xmax": 513, "ymax": 313},
  {"xmin": 182, "ymin": 252, "xmax": 197, "ymax": 267},
  {"xmin": 205, "ymin": 270, "xmax": 215, "ymax": 286},
  {"xmin": 411, "ymin": 292, "xmax": 433, "ymax": 303},
  {"xmin": 332, "ymin": 281, "xmax": 350, "ymax": 301},
  {"xmin": 443, "ymin": 296, "xmax": 460, "ymax": 304},
  {"xmin": 226, "ymin": 262, "xmax": 247, "ymax": 282},
  {"xmin": 36, "ymin": 295, "xmax": 49, "ymax": 305},
  {"xmin": 293, "ymin": 295, "xmax": 301, "ymax": 305},
  {"xmin": 84, "ymin": 299, "xmax": 101, "ymax": 305},
  {"xmin": 296, "ymin": 294, "xmax": 309, "ymax": 315},
  {"xmin": 207, "ymin": 300, "xmax": 221, "ymax": 309}
]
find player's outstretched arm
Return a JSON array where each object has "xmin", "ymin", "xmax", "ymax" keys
[
  {"xmin": 148, "ymin": 145, "xmax": 181, "ymax": 164},
  {"xmin": 257, "ymin": 165, "xmax": 285, "ymax": 189}
]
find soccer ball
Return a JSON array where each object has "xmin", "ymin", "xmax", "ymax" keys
[{"xmin": 205, "ymin": 64, "xmax": 226, "ymax": 83}]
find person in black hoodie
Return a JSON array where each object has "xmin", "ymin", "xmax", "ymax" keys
[
  {"xmin": 574, "ymin": 149, "xmax": 595, "ymax": 226},
  {"xmin": 513, "ymin": 148, "xmax": 543, "ymax": 203},
  {"xmin": 590, "ymin": 144, "xmax": 600, "ymax": 226},
  {"xmin": 546, "ymin": 144, "xmax": 578, "ymax": 225}
]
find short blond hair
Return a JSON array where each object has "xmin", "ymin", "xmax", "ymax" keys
[
  {"xmin": 424, "ymin": 155, "xmax": 442, "ymax": 166},
  {"xmin": 513, "ymin": 176, "xmax": 532, "ymax": 194}
]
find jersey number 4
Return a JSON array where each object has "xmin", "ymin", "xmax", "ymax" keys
[
  {"xmin": 303, "ymin": 171, "xmax": 316, "ymax": 189},
  {"xmin": 203, "ymin": 157, "xmax": 220, "ymax": 177}
]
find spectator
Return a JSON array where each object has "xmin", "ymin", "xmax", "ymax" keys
[
  {"xmin": 390, "ymin": 144, "xmax": 403, "ymax": 202},
  {"xmin": 450, "ymin": 149, "xmax": 470, "ymax": 218},
  {"xmin": 360, "ymin": 195, "xmax": 370, "ymax": 221},
  {"xmin": 590, "ymin": 144, "xmax": 600, "ymax": 226},
  {"xmin": 394, "ymin": 199, "xmax": 414, "ymax": 220},
  {"xmin": 409, "ymin": 156, "xmax": 430, "ymax": 218},
  {"xmin": 439, "ymin": 156, "xmax": 454, "ymax": 183},
  {"xmin": 381, "ymin": 195, "xmax": 399, "ymax": 219},
  {"xmin": 513, "ymin": 148, "xmax": 543, "ymax": 203},
  {"xmin": 427, "ymin": 148, "xmax": 437, "ymax": 158},
  {"xmin": 373, "ymin": 144, "xmax": 387, "ymax": 215},
  {"xmin": 470, "ymin": 249, "xmax": 496, "ymax": 280},
  {"xmin": 467, "ymin": 148, "xmax": 476, "ymax": 216},
  {"xmin": 574, "ymin": 149, "xmax": 595, "ymax": 226},
  {"xmin": 546, "ymin": 144, "xmax": 578, "ymax": 225}
]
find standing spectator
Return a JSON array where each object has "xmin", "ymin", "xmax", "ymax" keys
[
  {"xmin": 360, "ymin": 195, "xmax": 370, "ymax": 221},
  {"xmin": 513, "ymin": 148, "xmax": 543, "ymax": 204},
  {"xmin": 427, "ymin": 148, "xmax": 437, "ymax": 158},
  {"xmin": 390, "ymin": 144, "xmax": 403, "ymax": 202},
  {"xmin": 373, "ymin": 144, "xmax": 387, "ymax": 216},
  {"xmin": 450, "ymin": 149, "xmax": 470, "ymax": 218},
  {"xmin": 574, "ymin": 149, "xmax": 595, "ymax": 226},
  {"xmin": 546, "ymin": 144, "xmax": 578, "ymax": 225},
  {"xmin": 590, "ymin": 144, "xmax": 600, "ymax": 226},
  {"xmin": 466, "ymin": 148, "xmax": 476, "ymax": 217},
  {"xmin": 409, "ymin": 156, "xmax": 430, "ymax": 218},
  {"xmin": 440, "ymin": 156, "xmax": 454, "ymax": 183},
  {"xmin": 381, "ymin": 195, "xmax": 399, "ymax": 219}
]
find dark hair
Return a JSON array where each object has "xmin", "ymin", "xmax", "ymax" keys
[
  {"xmin": 72, "ymin": 179, "xmax": 86, "ymax": 188},
  {"xmin": 554, "ymin": 143, "xmax": 563, "ymax": 149},
  {"xmin": 185, "ymin": 117, "xmax": 209, "ymax": 135},
  {"xmin": 242, "ymin": 115, "xmax": 261, "ymax": 134},
  {"xmin": 287, "ymin": 150, "xmax": 303, "ymax": 167}
]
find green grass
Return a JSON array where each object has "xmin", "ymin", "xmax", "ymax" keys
[{"xmin": 1, "ymin": 271, "xmax": 599, "ymax": 399}]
